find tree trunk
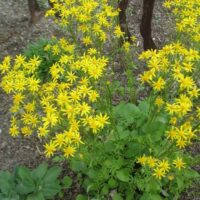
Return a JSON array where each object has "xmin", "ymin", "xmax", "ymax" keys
[
  {"xmin": 118, "ymin": 0, "xmax": 132, "ymax": 43},
  {"xmin": 28, "ymin": 0, "xmax": 40, "ymax": 24},
  {"xmin": 140, "ymin": 0, "xmax": 157, "ymax": 50}
]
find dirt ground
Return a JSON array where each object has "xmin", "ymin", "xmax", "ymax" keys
[{"xmin": 0, "ymin": 0, "xmax": 199, "ymax": 199}]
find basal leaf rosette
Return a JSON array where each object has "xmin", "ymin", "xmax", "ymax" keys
[{"xmin": 0, "ymin": 38, "xmax": 109, "ymax": 158}]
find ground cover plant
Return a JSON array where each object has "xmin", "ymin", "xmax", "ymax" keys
[{"xmin": 0, "ymin": 0, "xmax": 200, "ymax": 199}]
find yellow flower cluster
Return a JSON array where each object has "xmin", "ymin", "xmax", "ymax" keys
[
  {"xmin": 167, "ymin": 122, "xmax": 196, "ymax": 149},
  {"xmin": 0, "ymin": 38, "xmax": 109, "ymax": 158},
  {"xmin": 139, "ymin": 43, "xmax": 199, "ymax": 149},
  {"xmin": 45, "ymin": 0, "xmax": 118, "ymax": 44},
  {"xmin": 137, "ymin": 155, "xmax": 186, "ymax": 180},
  {"xmin": 164, "ymin": 0, "xmax": 200, "ymax": 42}
]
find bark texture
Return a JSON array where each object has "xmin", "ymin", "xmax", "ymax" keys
[{"xmin": 140, "ymin": 0, "xmax": 157, "ymax": 50}]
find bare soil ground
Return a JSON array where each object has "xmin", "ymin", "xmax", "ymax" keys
[{"xmin": 0, "ymin": 0, "xmax": 199, "ymax": 199}]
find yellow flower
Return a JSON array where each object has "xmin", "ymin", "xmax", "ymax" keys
[
  {"xmin": 44, "ymin": 141, "xmax": 56, "ymax": 157},
  {"xmin": 24, "ymin": 102, "xmax": 35, "ymax": 113},
  {"xmin": 54, "ymin": 133, "xmax": 66, "ymax": 148},
  {"xmin": 166, "ymin": 103, "xmax": 179, "ymax": 115},
  {"xmin": 158, "ymin": 160, "xmax": 170, "ymax": 173},
  {"xmin": 155, "ymin": 97, "xmax": 164, "ymax": 107},
  {"xmin": 173, "ymin": 157, "xmax": 186, "ymax": 170},
  {"xmin": 152, "ymin": 77, "xmax": 166, "ymax": 91},
  {"xmin": 63, "ymin": 146, "xmax": 76, "ymax": 158},
  {"xmin": 9, "ymin": 125, "xmax": 19, "ymax": 137},
  {"xmin": 153, "ymin": 167, "xmax": 166, "ymax": 179},
  {"xmin": 38, "ymin": 126, "xmax": 49, "ymax": 137},
  {"xmin": 178, "ymin": 76, "xmax": 194, "ymax": 90},
  {"xmin": 188, "ymin": 86, "xmax": 200, "ymax": 98},
  {"xmin": 66, "ymin": 71, "xmax": 77, "ymax": 83},
  {"xmin": 13, "ymin": 93, "xmax": 25, "ymax": 105},
  {"xmin": 88, "ymin": 90, "xmax": 99, "ymax": 102},
  {"xmin": 167, "ymin": 127, "xmax": 177, "ymax": 140},
  {"xmin": 123, "ymin": 41, "xmax": 131, "ymax": 52},
  {"xmin": 96, "ymin": 113, "xmax": 110, "ymax": 128},
  {"xmin": 43, "ymin": 113, "xmax": 59, "ymax": 127},
  {"xmin": 137, "ymin": 155, "xmax": 147, "ymax": 165},
  {"xmin": 168, "ymin": 175, "xmax": 174, "ymax": 181},
  {"xmin": 27, "ymin": 77, "xmax": 40, "ymax": 92},
  {"xmin": 21, "ymin": 126, "xmax": 32, "ymax": 137},
  {"xmin": 169, "ymin": 117, "xmax": 177, "ymax": 125},
  {"xmin": 72, "ymin": 133, "xmax": 84, "ymax": 146},
  {"xmin": 176, "ymin": 139, "xmax": 187, "ymax": 149},
  {"xmin": 25, "ymin": 55, "xmax": 41, "ymax": 73},
  {"xmin": 77, "ymin": 102, "xmax": 91, "ymax": 116},
  {"xmin": 82, "ymin": 36, "xmax": 92, "ymax": 46},
  {"xmin": 14, "ymin": 54, "xmax": 26, "ymax": 69},
  {"xmin": 147, "ymin": 156, "xmax": 157, "ymax": 168},
  {"xmin": 114, "ymin": 25, "xmax": 124, "ymax": 38}
]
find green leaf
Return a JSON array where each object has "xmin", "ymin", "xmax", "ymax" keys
[
  {"xmin": 138, "ymin": 100, "xmax": 150, "ymax": 115},
  {"xmin": 0, "ymin": 171, "xmax": 13, "ymax": 195},
  {"xmin": 32, "ymin": 163, "xmax": 48, "ymax": 180},
  {"xmin": 108, "ymin": 178, "xmax": 118, "ymax": 188},
  {"xmin": 70, "ymin": 160, "xmax": 86, "ymax": 172},
  {"xmin": 116, "ymin": 169, "xmax": 130, "ymax": 182},
  {"xmin": 125, "ymin": 142, "xmax": 145, "ymax": 158},
  {"xmin": 43, "ymin": 166, "xmax": 61, "ymax": 184},
  {"xmin": 16, "ymin": 167, "xmax": 35, "ymax": 195},
  {"xmin": 76, "ymin": 194, "xmax": 88, "ymax": 200},
  {"xmin": 176, "ymin": 177, "xmax": 184, "ymax": 190},
  {"xmin": 17, "ymin": 166, "xmax": 32, "ymax": 182},
  {"xmin": 101, "ymin": 184, "xmax": 109, "ymax": 195},
  {"xmin": 140, "ymin": 193, "xmax": 162, "ymax": 200},
  {"xmin": 113, "ymin": 102, "xmax": 141, "ymax": 122},
  {"xmin": 16, "ymin": 182, "xmax": 35, "ymax": 195},
  {"xmin": 113, "ymin": 193, "xmax": 123, "ymax": 200},
  {"xmin": 104, "ymin": 141, "xmax": 115, "ymax": 153},
  {"xmin": 145, "ymin": 179, "xmax": 161, "ymax": 192},
  {"xmin": 88, "ymin": 169, "xmax": 98, "ymax": 179},
  {"xmin": 62, "ymin": 175, "xmax": 72, "ymax": 188},
  {"xmin": 112, "ymin": 158, "xmax": 124, "ymax": 171},
  {"xmin": 0, "ymin": 195, "xmax": 20, "ymax": 200},
  {"xmin": 142, "ymin": 121, "xmax": 166, "ymax": 141},
  {"xmin": 27, "ymin": 192, "xmax": 45, "ymax": 200},
  {"xmin": 42, "ymin": 182, "xmax": 61, "ymax": 198}
]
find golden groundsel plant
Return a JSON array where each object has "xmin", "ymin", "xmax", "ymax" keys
[
  {"xmin": 0, "ymin": 0, "xmax": 199, "ymax": 193},
  {"xmin": 0, "ymin": 38, "xmax": 109, "ymax": 158}
]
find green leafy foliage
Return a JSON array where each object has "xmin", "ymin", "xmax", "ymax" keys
[
  {"xmin": 0, "ymin": 163, "xmax": 62, "ymax": 200},
  {"xmin": 24, "ymin": 38, "xmax": 59, "ymax": 82},
  {"xmin": 68, "ymin": 99, "xmax": 199, "ymax": 199}
]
